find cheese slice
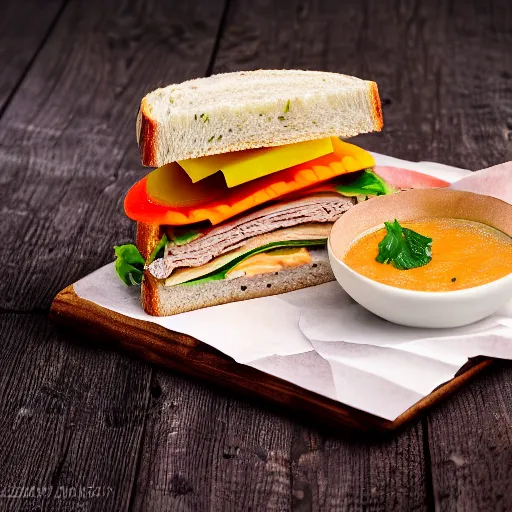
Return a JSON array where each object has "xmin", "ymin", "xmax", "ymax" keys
[
  {"xmin": 133, "ymin": 138, "xmax": 375, "ymax": 226},
  {"xmin": 226, "ymin": 247, "xmax": 312, "ymax": 278},
  {"xmin": 178, "ymin": 137, "xmax": 334, "ymax": 188}
]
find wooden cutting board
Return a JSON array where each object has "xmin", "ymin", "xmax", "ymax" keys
[{"xmin": 50, "ymin": 285, "xmax": 493, "ymax": 435}]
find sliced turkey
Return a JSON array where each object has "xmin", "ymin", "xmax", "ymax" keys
[{"xmin": 148, "ymin": 194, "xmax": 354, "ymax": 279}]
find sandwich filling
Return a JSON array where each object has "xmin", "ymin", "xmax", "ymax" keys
[
  {"xmin": 117, "ymin": 137, "xmax": 450, "ymax": 288},
  {"xmin": 148, "ymin": 194, "xmax": 355, "ymax": 279},
  {"xmin": 163, "ymin": 225, "xmax": 330, "ymax": 286}
]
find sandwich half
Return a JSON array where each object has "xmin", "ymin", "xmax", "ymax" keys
[{"xmin": 116, "ymin": 69, "xmax": 447, "ymax": 316}]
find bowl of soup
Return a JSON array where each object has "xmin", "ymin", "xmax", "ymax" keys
[{"xmin": 328, "ymin": 189, "xmax": 512, "ymax": 328}]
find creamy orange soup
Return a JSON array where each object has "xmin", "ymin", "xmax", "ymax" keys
[{"xmin": 343, "ymin": 218, "xmax": 512, "ymax": 291}]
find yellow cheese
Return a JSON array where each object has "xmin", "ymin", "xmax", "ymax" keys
[
  {"xmin": 178, "ymin": 137, "xmax": 334, "ymax": 188},
  {"xmin": 226, "ymin": 247, "xmax": 312, "ymax": 278}
]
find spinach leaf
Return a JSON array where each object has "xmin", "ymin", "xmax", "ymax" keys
[
  {"xmin": 335, "ymin": 169, "xmax": 395, "ymax": 197},
  {"xmin": 376, "ymin": 220, "xmax": 432, "ymax": 270}
]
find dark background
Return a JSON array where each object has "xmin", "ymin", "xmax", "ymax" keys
[{"xmin": 0, "ymin": 0, "xmax": 511, "ymax": 510}]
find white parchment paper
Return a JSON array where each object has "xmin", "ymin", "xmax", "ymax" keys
[{"xmin": 73, "ymin": 154, "xmax": 512, "ymax": 421}]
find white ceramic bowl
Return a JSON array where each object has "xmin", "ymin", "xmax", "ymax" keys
[{"xmin": 328, "ymin": 189, "xmax": 512, "ymax": 328}]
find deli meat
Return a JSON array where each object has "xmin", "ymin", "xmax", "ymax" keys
[{"xmin": 148, "ymin": 194, "xmax": 354, "ymax": 279}]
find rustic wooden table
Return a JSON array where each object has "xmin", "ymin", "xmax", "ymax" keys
[{"xmin": 1, "ymin": 0, "xmax": 511, "ymax": 510}]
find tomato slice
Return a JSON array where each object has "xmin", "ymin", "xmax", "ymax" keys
[{"xmin": 124, "ymin": 138, "xmax": 375, "ymax": 226}]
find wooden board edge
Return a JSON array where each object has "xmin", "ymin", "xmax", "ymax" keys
[
  {"xmin": 50, "ymin": 285, "xmax": 493, "ymax": 435},
  {"xmin": 388, "ymin": 358, "xmax": 493, "ymax": 429}
]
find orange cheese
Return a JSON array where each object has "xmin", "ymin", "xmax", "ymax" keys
[{"xmin": 226, "ymin": 247, "xmax": 312, "ymax": 278}]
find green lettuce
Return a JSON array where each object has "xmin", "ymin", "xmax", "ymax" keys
[
  {"xmin": 114, "ymin": 234, "xmax": 170, "ymax": 286},
  {"xmin": 169, "ymin": 229, "xmax": 202, "ymax": 246},
  {"xmin": 114, "ymin": 244, "xmax": 145, "ymax": 285},
  {"xmin": 335, "ymin": 169, "xmax": 395, "ymax": 197}
]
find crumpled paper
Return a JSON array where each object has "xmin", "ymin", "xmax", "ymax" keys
[{"xmin": 73, "ymin": 154, "xmax": 512, "ymax": 421}]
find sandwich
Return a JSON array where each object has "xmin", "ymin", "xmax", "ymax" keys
[{"xmin": 115, "ymin": 69, "xmax": 448, "ymax": 316}]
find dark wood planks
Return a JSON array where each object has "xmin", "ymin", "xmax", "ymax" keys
[
  {"xmin": 0, "ymin": 0, "xmax": 225, "ymax": 311},
  {"xmin": 427, "ymin": 362, "xmax": 512, "ymax": 512},
  {"xmin": 290, "ymin": 424, "xmax": 427, "ymax": 511},
  {"xmin": 132, "ymin": 376, "xmax": 427, "ymax": 512},
  {"xmin": 131, "ymin": 372, "xmax": 296, "ymax": 511},
  {"xmin": 0, "ymin": 312, "xmax": 152, "ymax": 511},
  {"xmin": 133, "ymin": 375, "xmax": 428, "ymax": 511},
  {"xmin": 0, "ymin": 0, "xmax": 65, "ymax": 114},
  {"xmin": 211, "ymin": 0, "xmax": 512, "ymax": 510},
  {"xmin": 0, "ymin": 0, "xmax": 226, "ymax": 511},
  {"xmin": 0, "ymin": 0, "xmax": 510, "ymax": 511}
]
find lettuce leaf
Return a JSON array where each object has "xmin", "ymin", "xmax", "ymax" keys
[
  {"xmin": 114, "ymin": 244, "xmax": 145, "ymax": 285},
  {"xmin": 335, "ymin": 169, "xmax": 395, "ymax": 197},
  {"xmin": 115, "ymin": 234, "xmax": 168, "ymax": 285},
  {"xmin": 169, "ymin": 229, "xmax": 202, "ymax": 246}
]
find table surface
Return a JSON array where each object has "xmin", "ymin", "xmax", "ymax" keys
[{"xmin": 1, "ymin": 0, "xmax": 511, "ymax": 510}]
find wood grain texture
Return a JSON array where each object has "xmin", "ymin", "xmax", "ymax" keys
[
  {"xmin": 210, "ymin": 0, "xmax": 512, "ymax": 510},
  {"xmin": 131, "ymin": 373, "xmax": 295, "ymax": 511},
  {"xmin": 0, "ymin": 0, "xmax": 225, "ymax": 511},
  {"xmin": 0, "ymin": 0, "xmax": 65, "ymax": 113},
  {"xmin": 289, "ymin": 424, "xmax": 428, "ymax": 511},
  {"xmin": 0, "ymin": 0, "xmax": 225, "ymax": 311},
  {"xmin": 1, "ymin": 0, "xmax": 511, "ymax": 510},
  {"xmin": 427, "ymin": 363, "xmax": 512, "ymax": 512},
  {"xmin": 0, "ymin": 312, "xmax": 152, "ymax": 512}
]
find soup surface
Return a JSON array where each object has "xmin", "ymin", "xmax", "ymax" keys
[{"xmin": 343, "ymin": 218, "xmax": 512, "ymax": 291}]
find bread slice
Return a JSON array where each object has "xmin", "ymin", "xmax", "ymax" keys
[
  {"xmin": 137, "ymin": 69, "xmax": 383, "ymax": 166},
  {"xmin": 141, "ymin": 247, "xmax": 333, "ymax": 316}
]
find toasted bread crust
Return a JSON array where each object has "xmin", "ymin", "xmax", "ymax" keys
[
  {"xmin": 141, "ymin": 271, "xmax": 161, "ymax": 316},
  {"xmin": 138, "ymin": 221, "xmax": 164, "ymax": 315},
  {"xmin": 137, "ymin": 98, "xmax": 158, "ymax": 167},
  {"xmin": 370, "ymin": 82, "xmax": 384, "ymax": 131},
  {"xmin": 136, "ymin": 222, "xmax": 165, "ymax": 260}
]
